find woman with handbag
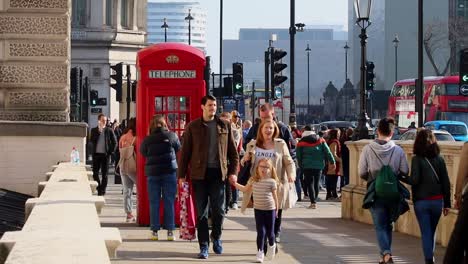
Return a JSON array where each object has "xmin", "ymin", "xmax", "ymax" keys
[
  {"xmin": 140, "ymin": 115, "xmax": 181, "ymax": 241},
  {"xmin": 400, "ymin": 129, "xmax": 451, "ymax": 264},
  {"xmin": 118, "ymin": 117, "xmax": 137, "ymax": 222},
  {"xmin": 240, "ymin": 119, "xmax": 296, "ymax": 255}
]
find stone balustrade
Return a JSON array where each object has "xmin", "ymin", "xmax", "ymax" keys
[
  {"xmin": 342, "ymin": 140, "xmax": 465, "ymax": 247},
  {"xmin": 0, "ymin": 162, "xmax": 121, "ymax": 264}
]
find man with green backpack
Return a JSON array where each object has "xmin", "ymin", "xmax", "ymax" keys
[{"xmin": 358, "ymin": 117, "xmax": 409, "ymax": 264}]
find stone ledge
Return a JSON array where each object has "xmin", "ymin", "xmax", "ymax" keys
[{"xmin": 0, "ymin": 121, "xmax": 87, "ymax": 137}]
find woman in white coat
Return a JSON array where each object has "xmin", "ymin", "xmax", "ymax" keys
[{"xmin": 240, "ymin": 119, "xmax": 296, "ymax": 254}]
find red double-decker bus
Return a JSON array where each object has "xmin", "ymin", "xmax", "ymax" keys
[{"xmin": 387, "ymin": 76, "xmax": 468, "ymax": 127}]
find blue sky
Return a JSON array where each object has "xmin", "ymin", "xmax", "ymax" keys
[{"xmin": 198, "ymin": 0, "xmax": 349, "ymax": 70}]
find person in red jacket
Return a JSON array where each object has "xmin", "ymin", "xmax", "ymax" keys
[{"xmin": 325, "ymin": 128, "xmax": 342, "ymax": 200}]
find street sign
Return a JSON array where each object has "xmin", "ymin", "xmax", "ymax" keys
[
  {"xmin": 460, "ymin": 84, "xmax": 468, "ymax": 96},
  {"xmin": 91, "ymin": 108, "xmax": 102, "ymax": 114}
]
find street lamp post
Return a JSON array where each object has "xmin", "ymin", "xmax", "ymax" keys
[
  {"xmin": 344, "ymin": 42, "xmax": 350, "ymax": 81},
  {"xmin": 289, "ymin": 0, "xmax": 305, "ymax": 126},
  {"xmin": 185, "ymin": 9, "xmax": 194, "ymax": 45},
  {"xmin": 354, "ymin": 0, "xmax": 373, "ymax": 140},
  {"xmin": 161, "ymin": 18, "xmax": 169, "ymax": 42},
  {"xmin": 305, "ymin": 43, "xmax": 311, "ymax": 114},
  {"xmin": 393, "ymin": 34, "xmax": 400, "ymax": 82}
]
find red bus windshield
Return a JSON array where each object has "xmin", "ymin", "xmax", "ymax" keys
[{"xmin": 388, "ymin": 76, "xmax": 468, "ymax": 127}]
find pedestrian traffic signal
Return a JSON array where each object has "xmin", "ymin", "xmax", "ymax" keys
[
  {"xmin": 232, "ymin": 62, "xmax": 244, "ymax": 95},
  {"xmin": 90, "ymin": 90, "xmax": 98, "ymax": 106},
  {"xmin": 365, "ymin": 61, "xmax": 375, "ymax": 91},
  {"xmin": 110, "ymin": 63, "xmax": 123, "ymax": 102},
  {"xmin": 271, "ymin": 48, "xmax": 288, "ymax": 99}
]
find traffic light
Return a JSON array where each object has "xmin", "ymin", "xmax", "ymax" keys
[
  {"xmin": 110, "ymin": 63, "xmax": 123, "ymax": 102},
  {"xmin": 232, "ymin": 62, "xmax": 244, "ymax": 95},
  {"xmin": 90, "ymin": 90, "xmax": 98, "ymax": 106},
  {"xmin": 131, "ymin": 81, "xmax": 137, "ymax": 102},
  {"xmin": 70, "ymin": 67, "xmax": 79, "ymax": 104},
  {"xmin": 223, "ymin": 77, "xmax": 233, "ymax": 96},
  {"xmin": 459, "ymin": 49, "xmax": 468, "ymax": 96},
  {"xmin": 365, "ymin": 61, "xmax": 375, "ymax": 91},
  {"xmin": 270, "ymin": 48, "xmax": 288, "ymax": 99}
]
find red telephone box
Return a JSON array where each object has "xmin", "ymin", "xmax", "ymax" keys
[{"xmin": 135, "ymin": 43, "xmax": 206, "ymax": 225}]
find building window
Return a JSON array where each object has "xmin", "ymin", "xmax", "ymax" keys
[
  {"xmin": 71, "ymin": 0, "xmax": 87, "ymax": 27},
  {"xmin": 121, "ymin": 0, "xmax": 129, "ymax": 28},
  {"xmin": 105, "ymin": 0, "xmax": 113, "ymax": 26},
  {"xmin": 93, "ymin": 67, "xmax": 102, "ymax": 77}
]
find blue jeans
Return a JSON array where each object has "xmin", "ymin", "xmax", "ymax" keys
[
  {"xmin": 303, "ymin": 169, "xmax": 321, "ymax": 203},
  {"xmin": 414, "ymin": 199, "xmax": 443, "ymax": 261},
  {"xmin": 254, "ymin": 209, "xmax": 276, "ymax": 251},
  {"xmin": 192, "ymin": 168, "xmax": 225, "ymax": 248},
  {"xmin": 370, "ymin": 200, "xmax": 394, "ymax": 256},
  {"xmin": 147, "ymin": 173, "xmax": 177, "ymax": 231},
  {"xmin": 120, "ymin": 170, "xmax": 136, "ymax": 214},
  {"xmin": 294, "ymin": 167, "xmax": 303, "ymax": 199}
]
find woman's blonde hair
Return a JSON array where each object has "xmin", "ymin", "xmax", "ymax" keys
[
  {"xmin": 255, "ymin": 119, "xmax": 280, "ymax": 147},
  {"xmin": 248, "ymin": 158, "xmax": 279, "ymax": 184},
  {"xmin": 148, "ymin": 114, "xmax": 167, "ymax": 134}
]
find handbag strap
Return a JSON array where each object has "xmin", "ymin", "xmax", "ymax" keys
[{"xmin": 424, "ymin": 157, "xmax": 440, "ymax": 183}]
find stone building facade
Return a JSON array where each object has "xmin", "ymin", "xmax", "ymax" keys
[
  {"xmin": 71, "ymin": 0, "xmax": 147, "ymax": 126},
  {"xmin": 0, "ymin": 0, "xmax": 70, "ymax": 121}
]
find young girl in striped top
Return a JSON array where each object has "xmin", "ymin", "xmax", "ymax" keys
[{"xmin": 235, "ymin": 158, "xmax": 279, "ymax": 263}]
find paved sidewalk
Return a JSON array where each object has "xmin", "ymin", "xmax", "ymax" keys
[{"xmin": 100, "ymin": 178, "xmax": 446, "ymax": 264}]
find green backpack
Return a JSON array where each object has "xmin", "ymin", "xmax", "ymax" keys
[{"xmin": 370, "ymin": 148, "xmax": 400, "ymax": 202}]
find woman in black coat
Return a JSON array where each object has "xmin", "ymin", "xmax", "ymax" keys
[{"xmin": 140, "ymin": 115, "xmax": 180, "ymax": 241}]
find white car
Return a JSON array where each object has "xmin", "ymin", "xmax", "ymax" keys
[{"xmin": 398, "ymin": 129, "xmax": 455, "ymax": 141}]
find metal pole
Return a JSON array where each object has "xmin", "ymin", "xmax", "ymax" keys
[
  {"xmin": 307, "ymin": 50, "xmax": 310, "ymax": 113},
  {"xmin": 345, "ymin": 48, "xmax": 348, "ymax": 80},
  {"xmin": 395, "ymin": 45, "xmax": 397, "ymax": 82},
  {"xmin": 252, "ymin": 82, "xmax": 256, "ymax": 121},
  {"xmin": 164, "ymin": 27, "xmax": 167, "ymax": 42},
  {"xmin": 126, "ymin": 64, "xmax": 131, "ymax": 122},
  {"xmin": 265, "ymin": 50, "xmax": 270, "ymax": 102},
  {"xmin": 289, "ymin": 0, "xmax": 296, "ymax": 125},
  {"xmin": 79, "ymin": 68, "xmax": 83, "ymax": 121},
  {"xmin": 417, "ymin": 0, "xmax": 424, "ymax": 127},
  {"xmin": 355, "ymin": 26, "xmax": 370, "ymax": 140},
  {"xmin": 219, "ymin": 0, "xmax": 223, "ymax": 93},
  {"xmin": 188, "ymin": 19, "xmax": 191, "ymax": 45}
]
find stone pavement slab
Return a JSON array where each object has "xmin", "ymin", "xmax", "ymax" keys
[{"xmin": 100, "ymin": 176, "xmax": 446, "ymax": 264}]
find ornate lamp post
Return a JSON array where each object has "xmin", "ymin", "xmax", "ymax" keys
[
  {"xmin": 305, "ymin": 43, "xmax": 311, "ymax": 113},
  {"xmin": 393, "ymin": 34, "xmax": 400, "ymax": 82},
  {"xmin": 185, "ymin": 9, "xmax": 194, "ymax": 45},
  {"xmin": 161, "ymin": 18, "xmax": 169, "ymax": 42},
  {"xmin": 354, "ymin": 0, "xmax": 373, "ymax": 140}
]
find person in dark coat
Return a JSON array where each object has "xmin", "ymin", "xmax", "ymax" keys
[
  {"xmin": 140, "ymin": 114, "xmax": 181, "ymax": 241},
  {"xmin": 90, "ymin": 113, "xmax": 117, "ymax": 196}
]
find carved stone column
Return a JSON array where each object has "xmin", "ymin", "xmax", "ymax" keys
[{"xmin": 0, "ymin": 0, "xmax": 70, "ymax": 121}]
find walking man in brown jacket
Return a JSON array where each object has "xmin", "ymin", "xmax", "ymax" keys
[{"xmin": 178, "ymin": 95, "xmax": 239, "ymax": 259}]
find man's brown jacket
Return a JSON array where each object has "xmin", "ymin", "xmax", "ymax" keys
[{"xmin": 177, "ymin": 116, "xmax": 239, "ymax": 181}]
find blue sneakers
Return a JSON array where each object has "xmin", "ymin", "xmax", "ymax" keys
[
  {"xmin": 213, "ymin": 239, "xmax": 223, "ymax": 254},
  {"xmin": 198, "ymin": 246, "xmax": 209, "ymax": 259}
]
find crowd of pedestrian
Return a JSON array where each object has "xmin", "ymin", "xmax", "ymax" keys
[{"xmin": 86, "ymin": 97, "xmax": 467, "ymax": 264}]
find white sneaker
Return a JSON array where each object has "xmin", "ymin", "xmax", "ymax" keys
[
  {"xmin": 266, "ymin": 243, "xmax": 276, "ymax": 260},
  {"xmin": 232, "ymin": 203, "xmax": 238, "ymax": 210},
  {"xmin": 256, "ymin": 250, "xmax": 264, "ymax": 263}
]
